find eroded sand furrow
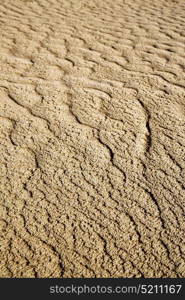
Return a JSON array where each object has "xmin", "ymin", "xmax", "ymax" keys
[{"xmin": 0, "ymin": 0, "xmax": 185, "ymax": 278}]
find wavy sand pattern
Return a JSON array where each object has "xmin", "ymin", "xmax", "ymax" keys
[{"xmin": 0, "ymin": 0, "xmax": 185, "ymax": 277}]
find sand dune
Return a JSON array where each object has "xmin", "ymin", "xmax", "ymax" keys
[{"xmin": 0, "ymin": 0, "xmax": 185, "ymax": 277}]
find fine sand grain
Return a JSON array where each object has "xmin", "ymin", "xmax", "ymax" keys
[{"xmin": 0, "ymin": 0, "xmax": 185, "ymax": 278}]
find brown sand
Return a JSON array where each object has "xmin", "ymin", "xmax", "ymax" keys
[{"xmin": 0, "ymin": 0, "xmax": 185, "ymax": 278}]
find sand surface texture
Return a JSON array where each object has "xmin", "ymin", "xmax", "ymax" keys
[{"xmin": 0, "ymin": 0, "xmax": 185, "ymax": 278}]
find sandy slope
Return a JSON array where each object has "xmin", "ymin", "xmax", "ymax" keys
[{"xmin": 0, "ymin": 0, "xmax": 185, "ymax": 278}]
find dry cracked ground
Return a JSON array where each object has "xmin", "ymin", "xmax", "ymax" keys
[{"xmin": 0, "ymin": 0, "xmax": 185, "ymax": 278}]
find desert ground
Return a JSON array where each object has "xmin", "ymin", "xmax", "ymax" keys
[{"xmin": 0, "ymin": 0, "xmax": 185, "ymax": 278}]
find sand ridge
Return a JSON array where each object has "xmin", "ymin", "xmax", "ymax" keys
[{"xmin": 0, "ymin": 0, "xmax": 185, "ymax": 277}]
